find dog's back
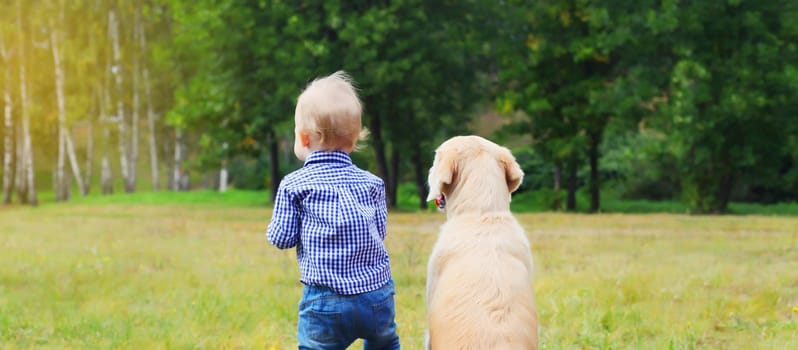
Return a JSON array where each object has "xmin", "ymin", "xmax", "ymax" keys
[{"xmin": 427, "ymin": 214, "xmax": 537, "ymax": 349}]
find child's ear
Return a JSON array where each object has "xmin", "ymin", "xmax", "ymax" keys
[
  {"xmin": 299, "ymin": 132, "xmax": 311, "ymax": 147},
  {"xmin": 426, "ymin": 150, "xmax": 457, "ymax": 201}
]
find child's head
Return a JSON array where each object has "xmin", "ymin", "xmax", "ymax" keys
[{"xmin": 293, "ymin": 71, "xmax": 364, "ymax": 160}]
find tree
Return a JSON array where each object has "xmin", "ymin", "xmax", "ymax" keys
[
  {"xmin": 109, "ymin": 8, "xmax": 132, "ymax": 193},
  {"xmin": 51, "ymin": 10, "xmax": 87, "ymax": 199},
  {"xmin": 129, "ymin": 5, "xmax": 142, "ymax": 194},
  {"xmin": 497, "ymin": 0, "xmax": 667, "ymax": 212},
  {"xmin": 139, "ymin": 3, "xmax": 159, "ymax": 192},
  {"xmin": 1, "ymin": 34, "xmax": 13, "ymax": 204},
  {"xmin": 663, "ymin": 0, "xmax": 798, "ymax": 213},
  {"xmin": 16, "ymin": 0, "xmax": 37, "ymax": 206},
  {"xmin": 332, "ymin": 0, "xmax": 489, "ymax": 208},
  {"xmin": 167, "ymin": 0, "xmax": 344, "ymax": 198}
]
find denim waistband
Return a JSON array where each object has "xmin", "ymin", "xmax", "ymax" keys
[{"xmin": 303, "ymin": 279, "xmax": 394, "ymax": 296}]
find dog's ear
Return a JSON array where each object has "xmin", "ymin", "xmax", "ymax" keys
[
  {"xmin": 499, "ymin": 147, "xmax": 524, "ymax": 193},
  {"xmin": 426, "ymin": 150, "xmax": 456, "ymax": 201}
]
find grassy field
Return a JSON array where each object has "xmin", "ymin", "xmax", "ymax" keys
[{"xmin": 1, "ymin": 196, "xmax": 797, "ymax": 349}]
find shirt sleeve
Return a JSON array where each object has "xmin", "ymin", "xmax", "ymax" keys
[
  {"xmin": 374, "ymin": 181, "xmax": 388, "ymax": 240},
  {"xmin": 266, "ymin": 182, "xmax": 301, "ymax": 249}
]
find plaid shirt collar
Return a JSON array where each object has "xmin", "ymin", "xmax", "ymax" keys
[{"xmin": 303, "ymin": 150, "xmax": 353, "ymax": 167}]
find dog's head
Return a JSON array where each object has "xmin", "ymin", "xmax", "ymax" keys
[{"xmin": 426, "ymin": 136, "xmax": 523, "ymax": 212}]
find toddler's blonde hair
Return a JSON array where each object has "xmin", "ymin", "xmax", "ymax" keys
[{"xmin": 295, "ymin": 71, "xmax": 367, "ymax": 152}]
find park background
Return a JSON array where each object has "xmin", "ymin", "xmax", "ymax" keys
[{"xmin": 1, "ymin": 0, "xmax": 797, "ymax": 349}]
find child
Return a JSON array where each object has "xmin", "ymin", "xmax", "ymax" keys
[{"xmin": 267, "ymin": 71, "xmax": 401, "ymax": 350}]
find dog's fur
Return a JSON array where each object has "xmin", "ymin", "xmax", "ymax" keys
[{"xmin": 425, "ymin": 135, "xmax": 538, "ymax": 349}]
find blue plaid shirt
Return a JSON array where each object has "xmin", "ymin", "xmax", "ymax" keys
[{"xmin": 266, "ymin": 151, "xmax": 392, "ymax": 295}]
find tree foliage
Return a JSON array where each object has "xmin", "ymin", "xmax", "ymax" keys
[
  {"xmin": 0, "ymin": 0, "xmax": 796, "ymax": 212},
  {"xmin": 659, "ymin": 0, "xmax": 798, "ymax": 212}
]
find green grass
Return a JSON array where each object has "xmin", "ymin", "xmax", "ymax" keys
[
  {"xmin": 728, "ymin": 201, "xmax": 798, "ymax": 216},
  {"xmin": 2, "ymin": 199, "xmax": 797, "ymax": 349},
  {"xmin": 509, "ymin": 190, "xmax": 798, "ymax": 216},
  {"xmin": 20, "ymin": 180, "xmax": 798, "ymax": 216},
  {"xmin": 55, "ymin": 189, "xmax": 271, "ymax": 207}
]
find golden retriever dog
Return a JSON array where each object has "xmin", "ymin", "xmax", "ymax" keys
[{"xmin": 425, "ymin": 135, "xmax": 538, "ymax": 349}]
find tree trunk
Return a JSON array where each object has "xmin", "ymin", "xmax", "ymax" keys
[
  {"xmin": 164, "ymin": 129, "xmax": 174, "ymax": 191},
  {"xmin": 21, "ymin": 73, "xmax": 36, "ymax": 205},
  {"xmin": 109, "ymin": 9, "xmax": 130, "ymax": 191},
  {"xmin": 52, "ymin": 150, "xmax": 59, "ymax": 199},
  {"xmin": 566, "ymin": 154, "xmax": 577, "ymax": 211},
  {"xmin": 64, "ymin": 132, "xmax": 86, "ymax": 196},
  {"xmin": 127, "ymin": 6, "xmax": 142, "ymax": 194},
  {"xmin": 179, "ymin": 170, "xmax": 190, "ymax": 191},
  {"xmin": 411, "ymin": 144, "xmax": 428, "ymax": 210},
  {"xmin": 15, "ymin": 122, "xmax": 27, "ymax": 203},
  {"xmin": 173, "ymin": 128, "xmax": 183, "ymax": 191},
  {"xmin": 85, "ymin": 121, "xmax": 93, "ymax": 194},
  {"xmin": 715, "ymin": 160, "xmax": 735, "ymax": 214},
  {"xmin": 219, "ymin": 159, "xmax": 228, "ymax": 193},
  {"xmin": 269, "ymin": 133, "xmax": 281, "ymax": 202},
  {"xmin": 139, "ymin": 15, "xmax": 159, "ymax": 192},
  {"xmin": 146, "ymin": 106, "xmax": 158, "ymax": 191},
  {"xmin": 388, "ymin": 148, "xmax": 400, "ymax": 208},
  {"xmin": 56, "ymin": 129, "xmax": 66, "ymax": 200},
  {"xmin": 64, "ymin": 165, "xmax": 72, "ymax": 199},
  {"xmin": 101, "ymin": 151, "xmax": 113, "ymax": 194},
  {"xmin": 129, "ymin": 79, "xmax": 139, "ymax": 193},
  {"xmin": 552, "ymin": 160, "xmax": 562, "ymax": 210},
  {"xmin": 1, "ymin": 38, "xmax": 13, "ymax": 204},
  {"xmin": 51, "ymin": 21, "xmax": 86, "ymax": 198},
  {"xmin": 53, "ymin": 22, "xmax": 66, "ymax": 201},
  {"xmin": 100, "ymin": 84, "xmax": 113, "ymax": 195},
  {"xmin": 18, "ymin": 10, "xmax": 37, "ymax": 206},
  {"xmin": 588, "ymin": 130, "xmax": 601, "ymax": 213},
  {"xmin": 369, "ymin": 110, "xmax": 391, "ymax": 207}
]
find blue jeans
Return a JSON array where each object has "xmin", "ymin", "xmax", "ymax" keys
[{"xmin": 297, "ymin": 280, "xmax": 401, "ymax": 350}]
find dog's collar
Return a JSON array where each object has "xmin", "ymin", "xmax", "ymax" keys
[{"xmin": 435, "ymin": 194, "xmax": 446, "ymax": 210}]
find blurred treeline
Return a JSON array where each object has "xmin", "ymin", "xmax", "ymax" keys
[{"xmin": 0, "ymin": 0, "xmax": 796, "ymax": 213}]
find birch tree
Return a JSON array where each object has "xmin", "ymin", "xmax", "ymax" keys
[
  {"xmin": 164, "ymin": 130, "xmax": 173, "ymax": 191},
  {"xmin": 91, "ymin": 2, "xmax": 114, "ymax": 195},
  {"xmin": 219, "ymin": 143, "xmax": 228, "ymax": 193},
  {"xmin": 84, "ymin": 119, "xmax": 94, "ymax": 194},
  {"xmin": 1, "ymin": 36, "xmax": 12, "ymax": 204},
  {"xmin": 15, "ymin": 123, "xmax": 25, "ymax": 202},
  {"xmin": 51, "ymin": 17, "xmax": 68, "ymax": 200},
  {"xmin": 109, "ymin": 9, "xmax": 130, "ymax": 192},
  {"xmin": 16, "ymin": 3, "xmax": 36, "ymax": 206},
  {"xmin": 139, "ymin": 5, "xmax": 159, "ymax": 192},
  {"xmin": 50, "ymin": 17, "xmax": 86, "ymax": 198},
  {"xmin": 101, "ymin": 78, "xmax": 114, "ymax": 194},
  {"xmin": 128, "ymin": 5, "xmax": 142, "ymax": 193},
  {"xmin": 173, "ymin": 128, "xmax": 184, "ymax": 191}
]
